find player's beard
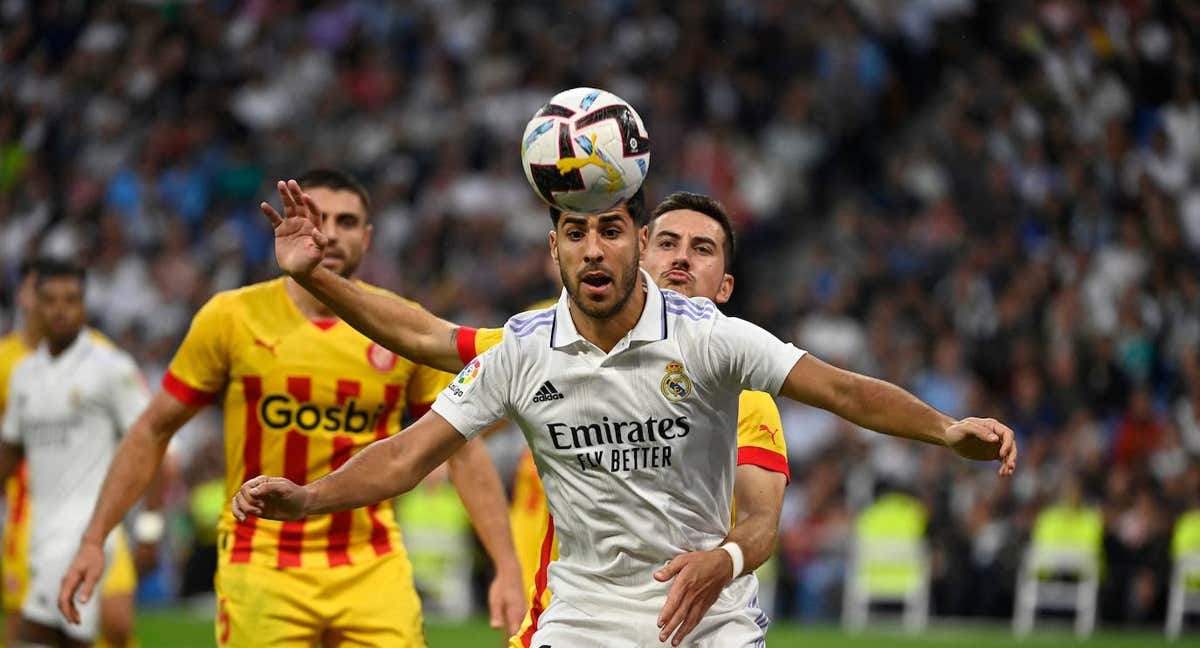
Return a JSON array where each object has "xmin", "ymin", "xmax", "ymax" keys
[{"xmin": 562, "ymin": 251, "xmax": 640, "ymax": 320}]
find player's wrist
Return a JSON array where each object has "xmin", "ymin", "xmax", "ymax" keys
[
  {"xmin": 717, "ymin": 542, "xmax": 744, "ymax": 581},
  {"xmin": 80, "ymin": 527, "xmax": 107, "ymax": 548},
  {"xmin": 300, "ymin": 482, "xmax": 319, "ymax": 517}
]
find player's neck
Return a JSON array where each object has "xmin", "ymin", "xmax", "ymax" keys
[
  {"xmin": 284, "ymin": 276, "xmax": 339, "ymax": 320},
  {"xmin": 46, "ymin": 329, "xmax": 81, "ymax": 357},
  {"xmin": 569, "ymin": 279, "xmax": 647, "ymax": 353}
]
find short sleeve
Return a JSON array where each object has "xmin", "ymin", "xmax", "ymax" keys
[
  {"xmin": 705, "ymin": 316, "xmax": 806, "ymax": 396},
  {"xmin": 457, "ymin": 327, "xmax": 504, "ymax": 364},
  {"xmin": 430, "ymin": 342, "xmax": 512, "ymax": 440},
  {"xmin": 735, "ymin": 391, "xmax": 789, "ymax": 481},
  {"xmin": 162, "ymin": 294, "xmax": 232, "ymax": 407},
  {"xmin": 407, "ymin": 364, "xmax": 456, "ymax": 419},
  {"xmin": 108, "ymin": 353, "xmax": 151, "ymax": 434}
]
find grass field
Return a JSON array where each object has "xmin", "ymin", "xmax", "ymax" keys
[{"xmin": 131, "ymin": 608, "xmax": 1200, "ymax": 647}]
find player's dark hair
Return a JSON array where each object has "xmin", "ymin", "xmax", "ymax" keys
[
  {"xmin": 297, "ymin": 168, "xmax": 372, "ymax": 214},
  {"xmin": 32, "ymin": 258, "xmax": 86, "ymax": 289},
  {"xmin": 648, "ymin": 192, "xmax": 737, "ymax": 272},
  {"xmin": 548, "ymin": 186, "xmax": 647, "ymax": 228}
]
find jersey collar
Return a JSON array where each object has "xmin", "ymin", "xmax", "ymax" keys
[
  {"xmin": 550, "ymin": 269, "xmax": 668, "ymax": 351},
  {"xmin": 36, "ymin": 327, "xmax": 89, "ymax": 364}
]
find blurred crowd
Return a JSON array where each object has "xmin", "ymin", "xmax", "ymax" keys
[{"xmin": 1, "ymin": 0, "xmax": 1198, "ymax": 628}]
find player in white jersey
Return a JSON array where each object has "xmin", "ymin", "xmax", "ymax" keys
[
  {"xmin": 233, "ymin": 180, "xmax": 1017, "ymax": 646},
  {"xmin": 0, "ymin": 260, "xmax": 149, "ymax": 647}
]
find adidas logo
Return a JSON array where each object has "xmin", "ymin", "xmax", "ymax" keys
[{"xmin": 532, "ymin": 381, "xmax": 565, "ymax": 403}]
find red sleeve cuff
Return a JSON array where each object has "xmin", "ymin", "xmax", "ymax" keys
[
  {"xmin": 456, "ymin": 327, "xmax": 478, "ymax": 365},
  {"xmin": 737, "ymin": 447, "xmax": 790, "ymax": 483},
  {"xmin": 162, "ymin": 370, "xmax": 218, "ymax": 407}
]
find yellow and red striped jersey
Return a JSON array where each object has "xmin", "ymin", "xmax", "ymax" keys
[
  {"xmin": 163, "ymin": 278, "xmax": 453, "ymax": 570},
  {"xmin": 0, "ymin": 332, "xmax": 31, "ymax": 572}
]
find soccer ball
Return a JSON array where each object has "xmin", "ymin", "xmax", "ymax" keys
[{"xmin": 520, "ymin": 87, "xmax": 651, "ymax": 214}]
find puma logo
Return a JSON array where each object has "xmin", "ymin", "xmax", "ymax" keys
[
  {"xmin": 556, "ymin": 133, "xmax": 624, "ymax": 192},
  {"xmin": 759, "ymin": 424, "xmax": 781, "ymax": 447},
  {"xmin": 253, "ymin": 338, "xmax": 278, "ymax": 355}
]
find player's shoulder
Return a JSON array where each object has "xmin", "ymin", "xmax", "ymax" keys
[
  {"xmin": 501, "ymin": 301, "xmax": 558, "ymax": 343},
  {"xmin": 660, "ymin": 288, "xmax": 722, "ymax": 342},
  {"xmin": 82, "ymin": 331, "xmax": 138, "ymax": 370},
  {"xmin": 212, "ymin": 278, "xmax": 286, "ymax": 308}
]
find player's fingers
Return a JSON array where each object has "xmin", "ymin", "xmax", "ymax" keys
[
  {"xmin": 655, "ymin": 557, "xmax": 684, "ymax": 582},
  {"xmin": 658, "ymin": 597, "xmax": 692, "ymax": 643},
  {"xmin": 58, "ymin": 569, "xmax": 81, "ymax": 622},
  {"xmin": 968, "ymin": 419, "xmax": 999, "ymax": 443},
  {"xmin": 1002, "ymin": 435, "xmax": 1019, "ymax": 476},
  {"xmin": 506, "ymin": 600, "xmax": 523, "ymax": 634},
  {"xmin": 76, "ymin": 566, "xmax": 100, "ymax": 607},
  {"xmin": 286, "ymin": 179, "xmax": 316, "ymax": 225},
  {"xmin": 671, "ymin": 606, "xmax": 706, "ymax": 647},
  {"xmin": 657, "ymin": 576, "xmax": 686, "ymax": 627},
  {"xmin": 277, "ymin": 180, "xmax": 294, "ymax": 210},
  {"xmin": 260, "ymin": 202, "xmax": 284, "ymax": 227}
]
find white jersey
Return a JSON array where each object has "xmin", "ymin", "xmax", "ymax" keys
[
  {"xmin": 432, "ymin": 270, "xmax": 805, "ymax": 618},
  {"xmin": 1, "ymin": 329, "xmax": 148, "ymax": 560}
]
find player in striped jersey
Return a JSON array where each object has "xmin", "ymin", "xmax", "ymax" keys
[{"xmin": 58, "ymin": 170, "xmax": 524, "ymax": 647}]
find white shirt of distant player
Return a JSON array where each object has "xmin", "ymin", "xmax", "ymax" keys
[
  {"xmin": 1, "ymin": 329, "xmax": 149, "ymax": 559},
  {"xmin": 432, "ymin": 269, "xmax": 805, "ymax": 616}
]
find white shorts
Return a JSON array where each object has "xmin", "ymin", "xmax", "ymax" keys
[
  {"xmin": 531, "ymin": 593, "xmax": 768, "ymax": 647},
  {"xmin": 21, "ymin": 544, "xmax": 109, "ymax": 642}
]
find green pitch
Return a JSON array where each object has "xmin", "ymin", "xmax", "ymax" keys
[{"xmin": 131, "ymin": 608, "xmax": 1199, "ymax": 647}]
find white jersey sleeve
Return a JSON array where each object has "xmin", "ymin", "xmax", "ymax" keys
[
  {"xmin": 105, "ymin": 352, "xmax": 149, "ymax": 434},
  {"xmin": 702, "ymin": 316, "xmax": 806, "ymax": 396},
  {"xmin": 430, "ymin": 342, "xmax": 513, "ymax": 440}
]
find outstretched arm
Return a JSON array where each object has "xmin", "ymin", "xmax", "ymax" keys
[
  {"xmin": 232, "ymin": 410, "xmax": 468, "ymax": 521},
  {"xmin": 260, "ymin": 179, "xmax": 465, "ymax": 374},
  {"xmin": 778, "ymin": 354, "xmax": 1017, "ymax": 474}
]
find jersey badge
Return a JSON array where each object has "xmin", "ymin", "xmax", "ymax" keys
[
  {"xmin": 366, "ymin": 342, "xmax": 399, "ymax": 372},
  {"xmin": 660, "ymin": 361, "xmax": 692, "ymax": 402},
  {"xmin": 446, "ymin": 357, "xmax": 483, "ymax": 402}
]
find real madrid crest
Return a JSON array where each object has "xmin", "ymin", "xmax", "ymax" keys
[{"xmin": 660, "ymin": 361, "xmax": 692, "ymax": 402}]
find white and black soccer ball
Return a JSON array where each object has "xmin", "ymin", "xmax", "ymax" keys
[{"xmin": 520, "ymin": 87, "xmax": 651, "ymax": 214}]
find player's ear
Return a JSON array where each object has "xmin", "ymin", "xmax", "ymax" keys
[
  {"xmin": 549, "ymin": 230, "xmax": 558, "ymax": 262},
  {"xmin": 361, "ymin": 221, "xmax": 373, "ymax": 253},
  {"xmin": 714, "ymin": 274, "xmax": 734, "ymax": 304},
  {"xmin": 638, "ymin": 225, "xmax": 649, "ymax": 259}
]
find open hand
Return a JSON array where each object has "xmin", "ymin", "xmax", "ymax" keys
[
  {"xmin": 260, "ymin": 179, "xmax": 327, "ymax": 278},
  {"xmin": 945, "ymin": 417, "xmax": 1017, "ymax": 476}
]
